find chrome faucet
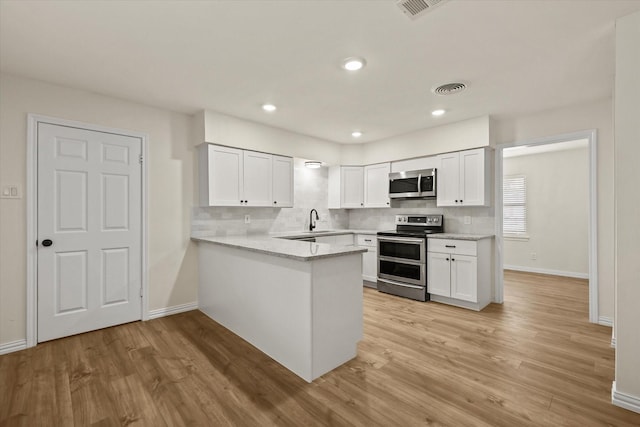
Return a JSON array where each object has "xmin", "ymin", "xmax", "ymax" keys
[{"xmin": 309, "ymin": 209, "xmax": 319, "ymax": 231}]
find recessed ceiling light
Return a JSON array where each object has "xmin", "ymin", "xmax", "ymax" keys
[
  {"xmin": 262, "ymin": 104, "xmax": 277, "ymax": 112},
  {"xmin": 305, "ymin": 161, "xmax": 322, "ymax": 169},
  {"xmin": 351, "ymin": 131, "xmax": 363, "ymax": 138},
  {"xmin": 342, "ymin": 57, "xmax": 366, "ymax": 71},
  {"xmin": 431, "ymin": 109, "xmax": 446, "ymax": 117}
]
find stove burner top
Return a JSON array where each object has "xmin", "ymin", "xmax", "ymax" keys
[{"xmin": 377, "ymin": 229, "xmax": 443, "ymax": 238}]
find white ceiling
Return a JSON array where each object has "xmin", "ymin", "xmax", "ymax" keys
[{"xmin": 1, "ymin": 0, "xmax": 639, "ymax": 144}]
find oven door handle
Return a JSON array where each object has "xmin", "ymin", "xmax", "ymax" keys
[
  {"xmin": 378, "ymin": 255, "xmax": 424, "ymax": 265},
  {"xmin": 377, "ymin": 278, "xmax": 425, "ymax": 290},
  {"xmin": 378, "ymin": 236, "xmax": 425, "ymax": 245}
]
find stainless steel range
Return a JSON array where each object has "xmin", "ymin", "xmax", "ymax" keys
[{"xmin": 376, "ymin": 214, "xmax": 444, "ymax": 301}]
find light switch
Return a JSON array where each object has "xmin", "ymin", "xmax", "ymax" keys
[{"xmin": 0, "ymin": 185, "xmax": 20, "ymax": 199}]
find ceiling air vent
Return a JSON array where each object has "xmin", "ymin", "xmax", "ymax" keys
[
  {"xmin": 396, "ymin": 0, "xmax": 449, "ymax": 20},
  {"xmin": 432, "ymin": 82, "xmax": 467, "ymax": 96}
]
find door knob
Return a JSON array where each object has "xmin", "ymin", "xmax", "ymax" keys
[{"xmin": 42, "ymin": 239, "xmax": 53, "ymax": 247}]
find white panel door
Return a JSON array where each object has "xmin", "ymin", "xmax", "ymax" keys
[
  {"xmin": 451, "ymin": 254, "xmax": 478, "ymax": 302},
  {"xmin": 364, "ymin": 163, "xmax": 390, "ymax": 208},
  {"xmin": 37, "ymin": 123, "xmax": 142, "ymax": 342},
  {"xmin": 208, "ymin": 145, "xmax": 243, "ymax": 206},
  {"xmin": 436, "ymin": 152, "xmax": 460, "ymax": 207},
  {"xmin": 427, "ymin": 252, "xmax": 451, "ymax": 297},
  {"xmin": 341, "ymin": 166, "xmax": 364, "ymax": 208},
  {"xmin": 243, "ymin": 150, "xmax": 272, "ymax": 206},
  {"xmin": 272, "ymin": 155, "xmax": 293, "ymax": 207}
]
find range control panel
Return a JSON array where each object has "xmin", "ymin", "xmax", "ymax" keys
[{"xmin": 395, "ymin": 214, "xmax": 443, "ymax": 226}]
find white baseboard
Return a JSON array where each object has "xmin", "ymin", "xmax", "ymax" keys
[
  {"xmin": 598, "ymin": 316, "xmax": 613, "ymax": 327},
  {"xmin": 148, "ymin": 301, "xmax": 198, "ymax": 320},
  {"xmin": 504, "ymin": 265, "xmax": 589, "ymax": 279},
  {"xmin": 612, "ymin": 381, "xmax": 640, "ymax": 414},
  {"xmin": 0, "ymin": 339, "xmax": 27, "ymax": 355}
]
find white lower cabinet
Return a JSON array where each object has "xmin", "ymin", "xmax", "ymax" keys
[
  {"xmin": 356, "ymin": 234, "xmax": 377, "ymax": 283},
  {"xmin": 427, "ymin": 238, "xmax": 492, "ymax": 310}
]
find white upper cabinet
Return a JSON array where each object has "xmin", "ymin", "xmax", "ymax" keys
[
  {"xmin": 341, "ymin": 166, "xmax": 365, "ymax": 208},
  {"xmin": 272, "ymin": 155, "xmax": 293, "ymax": 208},
  {"xmin": 199, "ymin": 144, "xmax": 292, "ymax": 207},
  {"xmin": 435, "ymin": 152, "xmax": 460, "ymax": 206},
  {"xmin": 243, "ymin": 150, "xmax": 273, "ymax": 206},
  {"xmin": 199, "ymin": 144, "xmax": 244, "ymax": 206},
  {"xmin": 364, "ymin": 163, "xmax": 391, "ymax": 208},
  {"xmin": 437, "ymin": 148, "xmax": 490, "ymax": 207},
  {"xmin": 329, "ymin": 163, "xmax": 391, "ymax": 209}
]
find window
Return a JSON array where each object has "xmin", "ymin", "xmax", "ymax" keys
[{"xmin": 503, "ymin": 175, "xmax": 526, "ymax": 234}]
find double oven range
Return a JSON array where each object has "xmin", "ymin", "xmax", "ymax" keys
[{"xmin": 376, "ymin": 214, "xmax": 444, "ymax": 301}]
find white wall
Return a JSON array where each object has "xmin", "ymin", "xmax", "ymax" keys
[
  {"xmin": 0, "ymin": 73, "xmax": 198, "ymax": 346},
  {"xmin": 340, "ymin": 116, "xmax": 490, "ymax": 165},
  {"xmin": 503, "ymin": 147, "xmax": 589, "ymax": 277},
  {"xmin": 492, "ymin": 98, "xmax": 614, "ymax": 319},
  {"xmin": 200, "ymin": 110, "xmax": 343, "ymax": 165},
  {"xmin": 614, "ymin": 10, "xmax": 640, "ymax": 406}
]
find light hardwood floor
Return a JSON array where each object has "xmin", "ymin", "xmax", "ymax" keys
[{"xmin": 2, "ymin": 270, "xmax": 639, "ymax": 426}]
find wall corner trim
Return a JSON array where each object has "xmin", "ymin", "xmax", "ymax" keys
[
  {"xmin": 148, "ymin": 302, "xmax": 199, "ymax": 320},
  {"xmin": 611, "ymin": 337, "xmax": 616, "ymax": 348},
  {"xmin": 0, "ymin": 339, "xmax": 28, "ymax": 355},
  {"xmin": 612, "ymin": 381, "xmax": 640, "ymax": 414}
]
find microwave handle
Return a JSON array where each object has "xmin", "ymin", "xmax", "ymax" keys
[{"xmin": 417, "ymin": 173, "xmax": 422, "ymax": 194}]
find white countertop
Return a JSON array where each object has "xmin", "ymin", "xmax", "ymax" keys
[
  {"xmin": 269, "ymin": 229, "xmax": 379, "ymax": 239},
  {"xmin": 428, "ymin": 233, "xmax": 494, "ymax": 241},
  {"xmin": 192, "ymin": 229, "xmax": 493, "ymax": 260},
  {"xmin": 192, "ymin": 235, "xmax": 367, "ymax": 261}
]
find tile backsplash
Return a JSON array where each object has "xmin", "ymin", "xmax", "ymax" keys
[
  {"xmin": 347, "ymin": 201, "xmax": 495, "ymax": 234},
  {"xmin": 192, "ymin": 159, "xmax": 495, "ymax": 237}
]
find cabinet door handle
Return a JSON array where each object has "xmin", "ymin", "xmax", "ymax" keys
[
  {"xmin": 445, "ymin": 245, "xmax": 456, "ymax": 248},
  {"xmin": 460, "ymin": 199, "xmax": 463, "ymax": 203},
  {"xmin": 455, "ymin": 200, "xmax": 459, "ymax": 203},
  {"xmin": 364, "ymin": 239, "xmax": 372, "ymax": 242},
  {"xmin": 446, "ymin": 258, "xmax": 449, "ymax": 261},
  {"xmin": 273, "ymin": 201, "xmax": 277, "ymax": 204},
  {"xmin": 452, "ymin": 258, "xmax": 455, "ymax": 262}
]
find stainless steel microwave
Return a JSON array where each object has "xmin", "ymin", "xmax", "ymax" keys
[{"xmin": 388, "ymin": 168, "xmax": 436, "ymax": 199}]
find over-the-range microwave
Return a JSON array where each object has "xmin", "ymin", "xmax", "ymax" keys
[{"xmin": 388, "ymin": 168, "xmax": 436, "ymax": 199}]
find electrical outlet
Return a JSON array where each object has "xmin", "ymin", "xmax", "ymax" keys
[
  {"xmin": 531, "ymin": 252, "xmax": 537, "ymax": 260},
  {"xmin": 464, "ymin": 216, "xmax": 471, "ymax": 225},
  {"xmin": 244, "ymin": 214, "xmax": 251, "ymax": 224}
]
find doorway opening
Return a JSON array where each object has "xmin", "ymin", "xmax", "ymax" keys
[{"xmin": 494, "ymin": 130, "xmax": 599, "ymax": 324}]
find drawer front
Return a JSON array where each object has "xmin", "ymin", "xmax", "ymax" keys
[
  {"xmin": 356, "ymin": 234, "xmax": 377, "ymax": 247},
  {"xmin": 428, "ymin": 239, "xmax": 477, "ymax": 256}
]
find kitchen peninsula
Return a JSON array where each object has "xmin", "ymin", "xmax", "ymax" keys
[{"xmin": 194, "ymin": 235, "xmax": 367, "ymax": 382}]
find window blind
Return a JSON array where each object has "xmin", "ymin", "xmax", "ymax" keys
[{"xmin": 503, "ymin": 175, "xmax": 526, "ymax": 234}]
